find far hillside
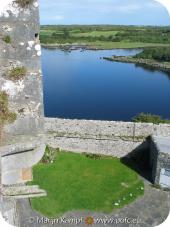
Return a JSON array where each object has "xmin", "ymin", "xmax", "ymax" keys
[{"xmin": 40, "ymin": 25, "xmax": 170, "ymax": 49}]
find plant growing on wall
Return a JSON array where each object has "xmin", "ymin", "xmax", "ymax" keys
[
  {"xmin": 0, "ymin": 91, "xmax": 17, "ymax": 125},
  {"xmin": 14, "ymin": 0, "xmax": 34, "ymax": 8},
  {"xmin": 41, "ymin": 145, "xmax": 57, "ymax": 164},
  {"xmin": 3, "ymin": 35, "xmax": 11, "ymax": 44},
  {"xmin": 7, "ymin": 66, "xmax": 27, "ymax": 81}
]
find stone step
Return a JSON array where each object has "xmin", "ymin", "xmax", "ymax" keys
[
  {"xmin": 3, "ymin": 192, "xmax": 47, "ymax": 199},
  {"xmin": 2, "ymin": 185, "xmax": 47, "ymax": 198}
]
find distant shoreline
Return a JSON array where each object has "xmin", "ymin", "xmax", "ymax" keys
[
  {"xmin": 41, "ymin": 44, "xmax": 170, "ymax": 72},
  {"xmin": 41, "ymin": 43, "xmax": 100, "ymax": 50},
  {"xmin": 41, "ymin": 41, "xmax": 170, "ymax": 51},
  {"xmin": 103, "ymin": 56, "xmax": 170, "ymax": 72},
  {"xmin": 41, "ymin": 43, "xmax": 146, "ymax": 51},
  {"xmin": 41, "ymin": 43, "xmax": 134, "ymax": 50}
]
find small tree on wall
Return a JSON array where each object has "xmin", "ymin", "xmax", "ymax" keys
[{"xmin": 14, "ymin": 0, "xmax": 34, "ymax": 8}]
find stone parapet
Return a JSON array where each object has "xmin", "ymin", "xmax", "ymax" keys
[{"xmin": 45, "ymin": 118, "xmax": 170, "ymax": 157}]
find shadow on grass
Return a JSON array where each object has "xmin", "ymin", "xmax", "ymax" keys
[{"xmin": 120, "ymin": 138, "xmax": 153, "ymax": 182}]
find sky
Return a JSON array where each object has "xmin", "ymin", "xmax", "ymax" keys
[{"xmin": 39, "ymin": 0, "xmax": 170, "ymax": 25}]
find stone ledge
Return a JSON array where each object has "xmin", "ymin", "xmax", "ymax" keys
[
  {"xmin": 151, "ymin": 136, "xmax": 170, "ymax": 155},
  {"xmin": 44, "ymin": 117, "xmax": 170, "ymax": 139},
  {"xmin": 1, "ymin": 142, "xmax": 45, "ymax": 185},
  {"xmin": 1, "ymin": 185, "xmax": 46, "ymax": 198},
  {"xmin": 1, "ymin": 185, "xmax": 46, "ymax": 197}
]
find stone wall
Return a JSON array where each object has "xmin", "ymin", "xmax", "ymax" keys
[
  {"xmin": 0, "ymin": 1, "xmax": 45, "ymax": 226},
  {"xmin": 0, "ymin": 2, "xmax": 170, "ymax": 226},
  {"xmin": 0, "ymin": 0, "xmax": 44, "ymax": 143},
  {"xmin": 150, "ymin": 136, "xmax": 170, "ymax": 186},
  {"xmin": 45, "ymin": 118, "xmax": 170, "ymax": 157}
]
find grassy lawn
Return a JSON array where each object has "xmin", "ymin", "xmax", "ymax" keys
[{"xmin": 29, "ymin": 150, "xmax": 144, "ymax": 217}]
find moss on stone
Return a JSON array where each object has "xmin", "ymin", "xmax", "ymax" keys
[
  {"xmin": 8, "ymin": 66, "xmax": 27, "ymax": 81},
  {"xmin": 3, "ymin": 35, "xmax": 11, "ymax": 44},
  {"xmin": 0, "ymin": 91, "xmax": 17, "ymax": 126}
]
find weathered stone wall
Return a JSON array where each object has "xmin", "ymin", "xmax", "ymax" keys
[
  {"xmin": 0, "ymin": 1, "xmax": 45, "ymax": 226},
  {"xmin": 0, "ymin": 0, "xmax": 44, "ymax": 143},
  {"xmin": 150, "ymin": 136, "xmax": 170, "ymax": 186},
  {"xmin": 45, "ymin": 118, "xmax": 170, "ymax": 157}
]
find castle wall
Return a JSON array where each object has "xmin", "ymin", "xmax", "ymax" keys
[
  {"xmin": 45, "ymin": 118, "xmax": 170, "ymax": 157},
  {"xmin": 0, "ymin": 1, "xmax": 45, "ymax": 225},
  {"xmin": 0, "ymin": 0, "xmax": 44, "ymax": 142},
  {"xmin": 150, "ymin": 136, "xmax": 170, "ymax": 187}
]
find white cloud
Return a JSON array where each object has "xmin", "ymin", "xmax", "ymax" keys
[{"xmin": 54, "ymin": 15, "xmax": 64, "ymax": 20}]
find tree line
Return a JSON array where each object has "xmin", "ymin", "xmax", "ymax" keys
[{"xmin": 134, "ymin": 47, "xmax": 170, "ymax": 62}]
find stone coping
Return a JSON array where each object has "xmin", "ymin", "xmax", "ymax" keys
[
  {"xmin": 152, "ymin": 136, "xmax": 170, "ymax": 155},
  {"xmin": 44, "ymin": 117, "xmax": 170, "ymax": 138}
]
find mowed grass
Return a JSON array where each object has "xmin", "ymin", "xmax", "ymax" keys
[{"xmin": 29, "ymin": 151, "xmax": 144, "ymax": 217}]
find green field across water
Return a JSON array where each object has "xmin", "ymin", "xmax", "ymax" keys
[{"xmin": 40, "ymin": 25, "xmax": 170, "ymax": 49}]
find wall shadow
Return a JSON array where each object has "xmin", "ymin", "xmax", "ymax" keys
[{"xmin": 120, "ymin": 138, "xmax": 152, "ymax": 182}]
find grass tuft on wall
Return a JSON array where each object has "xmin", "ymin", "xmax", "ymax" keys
[
  {"xmin": 7, "ymin": 66, "xmax": 27, "ymax": 81},
  {"xmin": 0, "ymin": 91, "xmax": 17, "ymax": 126}
]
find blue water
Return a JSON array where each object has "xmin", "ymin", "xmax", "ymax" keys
[{"xmin": 42, "ymin": 48, "xmax": 170, "ymax": 121}]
